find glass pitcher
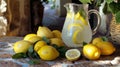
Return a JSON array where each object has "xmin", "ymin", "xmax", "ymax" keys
[{"xmin": 62, "ymin": 3, "xmax": 101, "ymax": 47}]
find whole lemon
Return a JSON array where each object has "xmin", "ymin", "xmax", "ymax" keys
[
  {"xmin": 95, "ymin": 41, "xmax": 116, "ymax": 55},
  {"xmin": 37, "ymin": 26, "xmax": 54, "ymax": 38},
  {"xmin": 52, "ymin": 30, "xmax": 61, "ymax": 39},
  {"xmin": 37, "ymin": 45, "xmax": 59, "ymax": 60},
  {"xmin": 26, "ymin": 36, "xmax": 42, "ymax": 43},
  {"xmin": 83, "ymin": 44, "xmax": 101, "ymax": 60},
  {"xmin": 50, "ymin": 38, "xmax": 64, "ymax": 47},
  {"xmin": 13, "ymin": 40, "xmax": 32, "ymax": 53},
  {"xmin": 23, "ymin": 34, "xmax": 37, "ymax": 41},
  {"xmin": 34, "ymin": 41, "xmax": 47, "ymax": 52},
  {"xmin": 92, "ymin": 37, "xmax": 103, "ymax": 45}
]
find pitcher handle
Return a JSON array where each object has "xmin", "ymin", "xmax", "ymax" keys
[{"xmin": 88, "ymin": 10, "xmax": 101, "ymax": 35}]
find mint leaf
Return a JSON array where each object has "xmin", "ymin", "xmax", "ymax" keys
[
  {"xmin": 106, "ymin": 0, "xmax": 114, "ymax": 4},
  {"xmin": 103, "ymin": 3, "xmax": 111, "ymax": 14},
  {"xmin": 83, "ymin": 42, "xmax": 87, "ymax": 46},
  {"xmin": 42, "ymin": 36, "xmax": 50, "ymax": 45},
  {"xmin": 28, "ymin": 59, "xmax": 41, "ymax": 65},
  {"xmin": 28, "ymin": 45, "xmax": 34, "ymax": 53},
  {"xmin": 115, "ymin": 11, "xmax": 120, "ymax": 23},
  {"xmin": 101, "ymin": 36, "xmax": 108, "ymax": 41},
  {"xmin": 79, "ymin": 0, "xmax": 91, "ymax": 4},
  {"xmin": 95, "ymin": 0, "xmax": 104, "ymax": 7},
  {"xmin": 12, "ymin": 53, "xmax": 27, "ymax": 59},
  {"xmin": 109, "ymin": 2, "xmax": 120, "ymax": 14}
]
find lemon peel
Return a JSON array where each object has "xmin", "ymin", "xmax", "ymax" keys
[{"xmin": 23, "ymin": 34, "xmax": 37, "ymax": 41}]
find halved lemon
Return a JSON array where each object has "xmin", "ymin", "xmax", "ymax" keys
[
  {"xmin": 72, "ymin": 29, "xmax": 84, "ymax": 44},
  {"xmin": 65, "ymin": 49, "xmax": 81, "ymax": 61}
]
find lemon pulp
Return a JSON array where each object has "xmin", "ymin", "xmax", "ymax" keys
[{"xmin": 65, "ymin": 49, "xmax": 81, "ymax": 61}]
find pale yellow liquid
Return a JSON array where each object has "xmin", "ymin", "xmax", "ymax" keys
[{"xmin": 62, "ymin": 17, "xmax": 92, "ymax": 47}]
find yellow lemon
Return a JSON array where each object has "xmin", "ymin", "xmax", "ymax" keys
[
  {"xmin": 74, "ymin": 12, "xmax": 88, "ymax": 25},
  {"xmin": 37, "ymin": 45, "xmax": 59, "ymax": 60},
  {"xmin": 95, "ymin": 42, "xmax": 116, "ymax": 55},
  {"xmin": 26, "ymin": 36, "xmax": 42, "ymax": 43},
  {"xmin": 92, "ymin": 37, "xmax": 103, "ymax": 45},
  {"xmin": 34, "ymin": 41, "xmax": 47, "ymax": 52},
  {"xmin": 37, "ymin": 26, "xmax": 54, "ymax": 38},
  {"xmin": 13, "ymin": 40, "xmax": 32, "ymax": 53},
  {"xmin": 72, "ymin": 29, "xmax": 84, "ymax": 44},
  {"xmin": 23, "ymin": 34, "xmax": 37, "ymax": 41},
  {"xmin": 52, "ymin": 30, "xmax": 61, "ymax": 39},
  {"xmin": 65, "ymin": 49, "xmax": 81, "ymax": 61},
  {"xmin": 83, "ymin": 44, "xmax": 101, "ymax": 60},
  {"xmin": 50, "ymin": 38, "xmax": 64, "ymax": 47}
]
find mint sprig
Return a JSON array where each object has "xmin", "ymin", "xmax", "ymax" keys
[
  {"xmin": 115, "ymin": 11, "xmax": 120, "ymax": 23},
  {"xmin": 79, "ymin": 0, "xmax": 91, "ymax": 4}
]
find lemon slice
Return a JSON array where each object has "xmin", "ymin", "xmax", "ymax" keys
[
  {"xmin": 65, "ymin": 49, "xmax": 81, "ymax": 61},
  {"xmin": 72, "ymin": 29, "xmax": 84, "ymax": 44},
  {"xmin": 74, "ymin": 12, "xmax": 88, "ymax": 25},
  {"xmin": 67, "ymin": 23, "xmax": 83, "ymax": 31}
]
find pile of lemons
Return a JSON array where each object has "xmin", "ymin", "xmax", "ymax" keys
[
  {"xmin": 13, "ymin": 26, "xmax": 64, "ymax": 61},
  {"xmin": 65, "ymin": 37, "xmax": 116, "ymax": 61},
  {"xmin": 13, "ymin": 26, "xmax": 116, "ymax": 61},
  {"xmin": 83, "ymin": 37, "xmax": 116, "ymax": 60}
]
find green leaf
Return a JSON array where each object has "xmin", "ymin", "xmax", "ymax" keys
[
  {"xmin": 42, "ymin": 36, "xmax": 50, "ymax": 45},
  {"xmin": 103, "ymin": 3, "xmax": 111, "ymax": 14},
  {"xmin": 83, "ymin": 42, "xmax": 87, "ymax": 46},
  {"xmin": 27, "ymin": 45, "xmax": 40, "ymax": 59},
  {"xmin": 57, "ymin": 46, "xmax": 68, "ymax": 58},
  {"xmin": 106, "ymin": 0, "xmax": 114, "ymax": 4},
  {"xmin": 101, "ymin": 36, "xmax": 108, "ymax": 41},
  {"xmin": 115, "ymin": 11, "xmax": 120, "ymax": 23},
  {"xmin": 28, "ymin": 45, "xmax": 34, "ymax": 53},
  {"xmin": 28, "ymin": 59, "xmax": 41, "ymax": 65},
  {"xmin": 109, "ymin": 2, "xmax": 120, "ymax": 14},
  {"xmin": 79, "ymin": 0, "xmax": 91, "ymax": 4},
  {"xmin": 51, "ymin": 44, "xmax": 68, "ymax": 58},
  {"xmin": 12, "ymin": 53, "xmax": 27, "ymax": 59},
  {"xmin": 95, "ymin": 0, "xmax": 104, "ymax": 7}
]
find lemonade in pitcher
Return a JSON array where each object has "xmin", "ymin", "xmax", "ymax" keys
[{"xmin": 62, "ymin": 3, "xmax": 101, "ymax": 47}]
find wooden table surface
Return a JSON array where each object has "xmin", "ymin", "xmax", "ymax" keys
[{"xmin": 0, "ymin": 36, "xmax": 120, "ymax": 67}]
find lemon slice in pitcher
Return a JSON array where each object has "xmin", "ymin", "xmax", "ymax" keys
[
  {"xmin": 72, "ymin": 29, "xmax": 84, "ymax": 44},
  {"xmin": 67, "ymin": 23, "xmax": 83, "ymax": 31},
  {"xmin": 75, "ymin": 12, "xmax": 88, "ymax": 25}
]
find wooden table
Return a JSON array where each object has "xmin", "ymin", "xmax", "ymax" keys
[{"xmin": 0, "ymin": 36, "xmax": 120, "ymax": 67}]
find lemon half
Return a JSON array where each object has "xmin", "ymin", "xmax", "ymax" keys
[{"xmin": 65, "ymin": 49, "xmax": 81, "ymax": 61}]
